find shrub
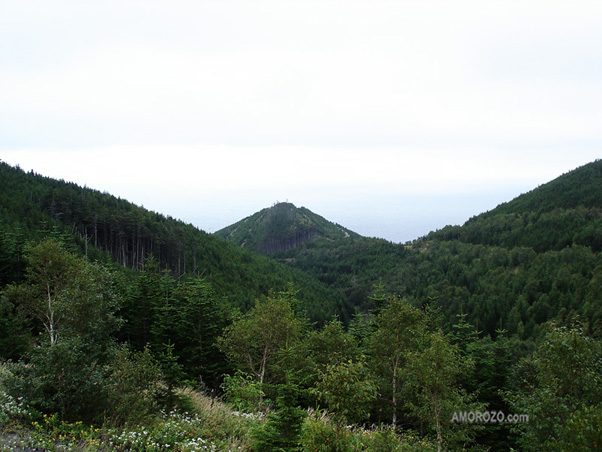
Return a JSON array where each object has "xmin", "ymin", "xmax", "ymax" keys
[
  {"xmin": 104, "ymin": 345, "xmax": 163, "ymax": 425},
  {"xmin": 300, "ymin": 411, "xmax": 352, "ymax": 452},
  {"xmin": 221, "ymin": 371, "xmax": 265, "ymax": 413}
]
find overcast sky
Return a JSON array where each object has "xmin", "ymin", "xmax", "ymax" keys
[{"xmin": 1, "ymin": 1, "xmax": 601, "ymax": 242}]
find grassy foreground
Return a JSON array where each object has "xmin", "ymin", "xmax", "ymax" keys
[{"xmin": 1, "ymin": 386, "xmax": 438, "ymax": 452}]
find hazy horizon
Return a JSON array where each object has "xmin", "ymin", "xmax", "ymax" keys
[
  {"xmin": 2, "ymin": 1, "xmax": 601, "ymax": 242},
  {"xmin": 0, "ymin": 155, "xmax": 580, "ymax": 243}
]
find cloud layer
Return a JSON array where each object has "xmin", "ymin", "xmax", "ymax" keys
[{"xmin": 1, "ymin": 1, "xmax": 601, "ymax": 241}]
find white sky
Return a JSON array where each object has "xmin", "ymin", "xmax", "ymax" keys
[{"xmin": 1, "ymin": 1, "xmax": 601, "ymax": 242}]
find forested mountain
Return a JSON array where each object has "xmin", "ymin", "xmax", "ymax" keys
[
  {"xmin": 2, "ymin": 160, "xmax": 602, "ymax": 451},
  {"xmin": 232, "ymin": 160, "xmax": 602, "ymax": 340},
  {"xmin": 429, "ymin": 159, "xmax": 602, "ymax": 251},
  {"xmin": 0, "ymin": 162, "xmax": 347, "ymax": 321},
  {"xmin": 215, "ymin": 201, "xmax": 359, "ymax": 254}
]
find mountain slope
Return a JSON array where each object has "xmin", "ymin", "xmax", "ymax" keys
[
  {"xmin": 429, "ymin": 160, "xmax": 602, "ymax": 252},
  {"xmin": 263, "ymin": 161, "xmax": 602, "ymax": 338},
  {"xmin": 214, "ymin": 202, "xmax": 360, "ymax": 254},
  {"xmin": 483, "ymin": 159, "xmax": 602, "ymax": 216},
  {"xmin": 0, "ymin": 162, "xmax": 349, "ymax": 322}
]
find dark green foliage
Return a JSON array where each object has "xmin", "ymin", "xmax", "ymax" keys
[
  {"xmin": 452, "ymin": 322, "xmax": 519, "ymax": 451},
  {"xmin": 313, "ymin": 359, "xmax": 377, "ymax": 425},
  {"xmin": 505, "ymin": 324, "xmax": 602, "ymax": 451},
  {"xmin": 104, "ymin": 345, "xmax": 163, "ymax": 425},
  {"xmin": 277, "ymin": 229, "xmax": 602, "ymax": 340},
  {"xmin": 117, "ymin": 260, "xmax": 234, "ymax": 388},
  {"xmin": 215, "ymin": 202, "xmax": 359, "ymax": 255},
  {"xmin": 430, "ymin": 160, "xmax": 602, "ymax": 252},
  {"xmin": 0, "ymin": 293, "xmax": 31, "ymax": 360},
  {"xmin": 252, "ymin": 372, "xmax": 306, "ymax": 452},
  {"xmin": 0, "ymin": 162, "xmax": 349, "ymax": 324},
  {"xmin": 7, "ymin": 336, "xmax": 107, "ymax": 423},
  {"xmin": 480, "ymin": 159, "xmax": 602, "ymax": 217},
  {"xmin": 273, "ymin": 237, "xmax": 409, "ymax": 314},
  {"xmin": 163, "ymin": 279, "xmax": 232, "ymax": 387}
]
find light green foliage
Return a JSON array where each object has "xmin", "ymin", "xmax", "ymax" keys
[
  {"xmin": 405, "ymin": 329, "xmax": 480, "ymax": 451},
  {"xmin": 4, "ymin": 238, "xmax": 120, "ymax": 350},
  {"xmin": 368, "ymin": 296, "xmax": 428, "ymax": 425},
  {"xmin": 104, "ymin": 345, "xmax": 163, "ymax": 425},
  {"xmin": 0, "ymin": 389, "xmax": 258, "ymax": 452},
  {"xmin": 558, "ymin": 404, "xmax": 602, "ymax": 451},
  {"xmin": 307, "ymin": 318, "xmax": 360, "ymax": 372},
  {"xmin": 505, "ymin": 325, "xmax": 602, "ymax": 451},
  {"xmin": 221, "ymin": 371, "xmax": 266, "ymax": 412},
  {"xmin": 314, "ymin": 360, "xmax": 377, "ymax": 425},
  {"xmin": 299, "ymin": 412, "xmax": 439, "ymax": 452},
  {"xmin": 218, "ymin": 290, "xmax": 303, "ymax": 385},
  {"xmin": 300, "ymin": 412, "xmax": 353, "ymax": 452}
]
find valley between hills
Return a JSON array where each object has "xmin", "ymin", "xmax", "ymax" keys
[{"xmin": 1, "ymin": 159, "xmax": 602, "ymax": 451}]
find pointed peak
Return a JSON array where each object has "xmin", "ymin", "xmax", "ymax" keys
[{"xmin": 215, "ymin": 202, "xmax": 360, "ymax": 254}]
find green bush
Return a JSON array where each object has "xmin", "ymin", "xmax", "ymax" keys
[
  {"xmin": 300, "ymin": 411, "xmax": 352, "ymax": 452},
  {"xmin": 104, "ymin": 345, "xmax": 164, "ymax": 425},
  {"xmin": 221, "ymin": 371, "xmax": 266, "ymax": 413},
  {"xmin": 299, "ymin": 411, "xmax": 439, "ymax": 452},
  {"xmin": 6, "ymin": 337, "xmax": 107, "ymax": 423}
]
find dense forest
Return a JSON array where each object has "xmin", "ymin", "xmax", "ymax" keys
[
  {"xmin": 1, "ymin": 160, "xmax": 601, "ymax": 451},
  {"xmin": 215, "ymin": 202, "xmax": 359, "ymax": 254},
  {"xmin": 0, "ymin": 162, "xmax": 347, "ymax": 323},
  {"xmin": 269, "ymin": 161, "xmax": 602, "ymax": 341}
]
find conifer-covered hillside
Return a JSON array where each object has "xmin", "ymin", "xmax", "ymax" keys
[
  {"xmin": 215, "ymin": 201, "xmax": 359, "ymax": 254},
  {"xmin": 0, "ymin": 162, "xmax": 348, "ymax": 321},
  {"xmin": 2, "ymin": 160, "xmax": 602, "ymax": 452},
  {"xmin": 429, "ymin": 159, "xmax": 602, "ymax": 251},
  {"xmin": 240, "ymin": 160, "xmax": 602, "ymax": 339}
]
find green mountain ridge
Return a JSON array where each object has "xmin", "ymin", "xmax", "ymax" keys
[
  {"xmin": 430, "ymin": 159, "xmax": 602, "ymax": 251},
  {"xmin": 214, "ymin": 201, "xmax": 360, "ymax": 254},
  {"xmin": 3, "ymin": 159, "xmax": 602, "ymax": 338},
  {"xmin": 225, "ymin": 160, "xmax": 602, "ymax": 338},
  {"xmin": 2, "ymin": 159, "xmax": 601, "ymax": 451},
  {"xmin": 0, "ymin": 162, "xmax": 348, "ymax": 322}
]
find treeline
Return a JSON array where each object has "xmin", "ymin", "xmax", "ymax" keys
[
  {"xmin": 479, "ymin": 159, "xmax": 602, "ymax": 217},
  {"xmin": 0, "ymin": 162, "xmax": 348, "ymax": 323},
  {"xmin": 274, "ymin": 161, "xmax": 602, "ymax": 340},
  {"xmin": 3, "ymin": 239, "xmax": 601, "ymax": 451},
  {"xmin": 430, "ymin": 207, "xmax": 602, "ymax": 252}
]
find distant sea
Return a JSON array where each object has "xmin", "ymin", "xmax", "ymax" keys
[{"xmin": 196, "ymin": 188, "xmax": 531, "ymax": 244}]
